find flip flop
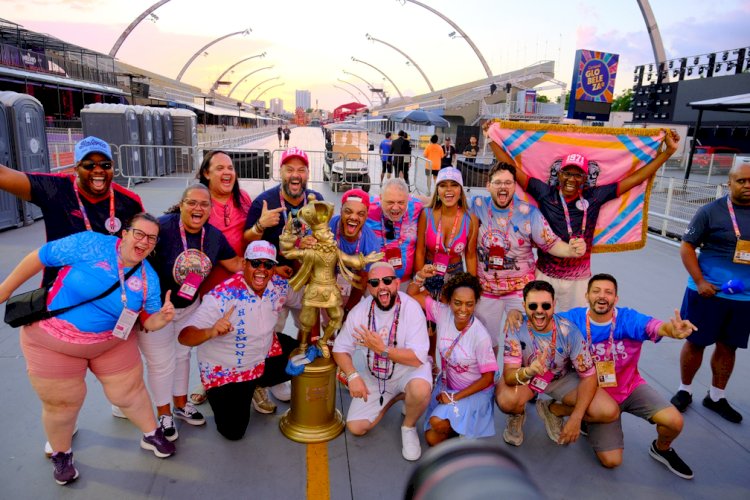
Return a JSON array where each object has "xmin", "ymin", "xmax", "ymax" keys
[{"xmin": 190, "ymin": 385, "xmax": 207, "ymax": 405}]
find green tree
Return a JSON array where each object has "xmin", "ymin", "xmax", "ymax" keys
[
  {"xmin": 611, "ymin": 89, "xmax": 633, "ymax": 112},
  {"xmin": 557, "ymin": 91, "xmax": 571, "ymax": 109},
  {"xmin": 536, "ymin": 95, "xmax": 550, "ymax": 103}
]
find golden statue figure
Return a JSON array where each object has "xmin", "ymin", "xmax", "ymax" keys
[{"xmin": 280, "ymin": 195, "xmax": 383, "ymax": 358}]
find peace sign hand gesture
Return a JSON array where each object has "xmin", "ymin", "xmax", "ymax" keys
[{"xmin": 669, "ymin": 308, "xmax": 697, "ymax": 339}]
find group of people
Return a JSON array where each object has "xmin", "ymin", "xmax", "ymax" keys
[{"xmin": 0, "ymin": 122, "xmax": 748, "ymax": 486}]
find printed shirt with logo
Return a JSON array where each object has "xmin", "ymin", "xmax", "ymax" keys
[
  {"xmin": 525, "ymin": 178, "xmax": 618, "ymax": 280},
  {"xmin": 150, "ymin": 213, "xmax": 236, "ymax": 309},
  {"xmin": 683, "ymin": 196, "xmax": 750, "ymax": 301},
  {"xmin": 559, "ymin": 307, "xmax": 663, "ymax": 404},
  {"xmin": 329, "ymin": 215, "xmax": 382, "ymax": 271},
  {"xmin": 470, "ymin": 194, "xmax": 559, "ymax": 297},
  {"xmin": 38, "ymin": 232, "xmax": 161, "ymax": 341},
  {"xmin": 504, "ymin": 314, "xmax": 595, "ymax": 380},
  {"xmin": 366, "ymin": 195, "xmax": 423, "ymax": 279},
  {"xmin": 185, "ymin": 274, "xmax": 300, "ymax": 390},
  {"xmin": 425, "ymin": 297, "xmax": 497, "ymax": 391}
]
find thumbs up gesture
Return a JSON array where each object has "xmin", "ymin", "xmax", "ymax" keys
[{"xmin": 211, "ymin": 305, "xmax": 236, "ymax": 338}]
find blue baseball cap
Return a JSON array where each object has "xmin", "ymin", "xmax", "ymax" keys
[{"xmin": 75, "ymin": 136, "xmax": 113, "ymax": 163}]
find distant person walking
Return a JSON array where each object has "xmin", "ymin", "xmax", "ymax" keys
[
  {"xmin": 283, "ymin": 126, "xmax": 291, "ymax": 148},
  {"xmin": 423, "ymin": 135, "xmax": 444, "ymax": 194},
  {"xmin": 441, "ymin": 137, "xmax": 456, "ymax": 169},
  {"xmin": 277, "ymin": 126, "xmax": 283, "ymax": 148},
  {"xmin": 379, "ymin": 132, "xmax": 393, "ymax": 182}
]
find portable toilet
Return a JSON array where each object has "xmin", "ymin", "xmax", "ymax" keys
[
  {"xmin": 81, "ymin": 103, "xmax": 143, "ymax": 183},
  {"xmin": 151, "ymin": 107, "xmax": 166, "ymax": 176},
  {"xmin": 133, "ymin": 106, "xmax": 156, "ymax": 177},
  {"xmin": 0, "ymin": 91, "xmax": 49, "ymax": 223},
  {"xmin": 0, "ymin": 100, "xmax": 22, "ymax": 229},
  {"xmin": 160, "ymin": 109, "xmax": 176, "ymax": 174},
  {"xmin": 170, "ymin": 108, "xmax": 199, "ymax": 173}
]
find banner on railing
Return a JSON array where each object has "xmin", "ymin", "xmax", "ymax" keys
[{"xmin": 488, "ymin": 121, "xmax": 665, "ymax": 253}]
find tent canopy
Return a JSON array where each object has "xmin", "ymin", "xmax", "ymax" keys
[{"xmin": 689, "ymin": 93, "xmax": 750, "ymax": 113}]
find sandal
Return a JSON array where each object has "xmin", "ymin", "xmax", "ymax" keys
[{"xmin": 190, "ymin": 384, "xmax": 207, "ymax": 405}]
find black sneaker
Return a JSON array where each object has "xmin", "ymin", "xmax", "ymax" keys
[
  {"xmin": 141, "ymin": 427, "xmax": 176, "ymax": 458},
  {"xmin": 174, "ymin": 403, "xmax": 206, "ymax": 426},
  {"xmin": 159, "ymin": 414, "xmax": 178, "ymax": 442},
  {"xmin": 51, "ymin": 451, "xmax": 79, "ymax": 485},
  {"xmin": 648, "ymin": 440, "xmax": 694, "ymax": 479},
  {"xmin": 670, "ymin": 390, "xmax": 692, "ymax": 412},
  {"xmin": 702, "ymin": 394, "xmax": 743, "ymax": 423}
]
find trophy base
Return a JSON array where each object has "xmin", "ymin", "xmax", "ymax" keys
[{"xmin": 279, "ymin": 356, "xmax": 345, "ymax": 444}]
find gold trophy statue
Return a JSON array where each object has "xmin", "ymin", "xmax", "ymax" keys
[{"xmin": 278, "ymin": 195, "xmax": 383, "ymax": 442}]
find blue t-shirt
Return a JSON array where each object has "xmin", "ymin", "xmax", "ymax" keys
[
  {"xmin": 244, "ymin": 184, "xmax": 324, "ymax": 268},
  {"xmin": 150, "ymin": 213, "xmax": 236, "ymax": 309},
  {"xmin": 683, "ymin": 196, "xmax": 750, "ymax": 300},
  {"xmin": 379, "ymin": 139, "xmax": 392, "ymax": 162},
  {"xmin": 40, "ymin": 232, "xmax": 161, "ymax": 333},
  {"xmin": 329, "ymin": 215, "xmax": 381, "ymax": 271}
]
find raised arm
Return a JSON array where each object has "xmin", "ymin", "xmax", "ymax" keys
[
  {"xmin": 617, "ymin": 129, "xmax": 679, "ymax": 195},
  {"xmin": 0, "ymin": 165, "xmax": 32, "ymax": 201}
]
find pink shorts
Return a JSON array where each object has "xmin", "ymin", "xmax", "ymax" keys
[{"xmin": 20, "ymin": 322, "xmax": 141, "ymax": 379}]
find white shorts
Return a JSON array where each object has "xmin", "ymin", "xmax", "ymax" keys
[
  {"xmin": 274, "ymin": 287, "xmax": 304, "ymax": 335},
  {"xmin": 346, "ymin": 364, "xmax": 432, "ymax": 423},
  {"xmin": 534, "ymin": 270, "xmax": 588, "ymax": 313},
  {"xmin": 474, "ymin": 293, "xmax": 524, "ymax": 349}
]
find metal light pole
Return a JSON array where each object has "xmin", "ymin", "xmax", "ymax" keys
[
  {"xmin": 399, "ymin": 0, "xmax": 492, "ymax": 77},
  {"xmin": 210, "ymin": 52, "xmax": 266, "ymax": 93},
  {"xmin": 227, "ymin": 65, "xmax": 274, "ymax": 98},
  {"xmin": 336, "ymin": 78, "xmax": 373, "ymax": 106},
  {"xmin": 109, "ymin": 0, "xmax": 171, "ymax": 57},
  {"xmin": 351, "ymin": 57, "xmax": 404, "ymax": 100},
  {"xmin": 333, "ymin": 85, "xmax": 362, "ymax": 104},
  {"xmin": 365, "ymin": 33, "xmax": 434, "ymax": 92},
  {"xmin": 176, "ymin": 28, "xmax": 251, "ymax": 81},
  {"xmin": 342, "ymin": 70, "xmax": 385, "ymax": 105},
  {"xmin": 255, "ymin": 83, "xmax": 284, "ymax": 102},
  {"xmin": 242, "ymin": 77, "xmax": 280, "ymax": 103}
]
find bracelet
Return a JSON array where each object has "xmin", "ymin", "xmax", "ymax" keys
[
  {"xmin": 346, "ymin": 371, "xmax": 360, "ymax": 382},
  {"xmin": 413, "ymin": 274, "xmax": 425, "ymax": 285},
  {"xmin": 254, "ymin": 222, "xmax": 264, "ymax": 233},
  {"xmin": 515, "ymin": 368, "xmax": 529, "ymax": 386}
]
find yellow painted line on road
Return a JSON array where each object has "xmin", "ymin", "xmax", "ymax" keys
[{"xmin": 307, "ymin": 442, "xmax": 330, "ymax": 500}]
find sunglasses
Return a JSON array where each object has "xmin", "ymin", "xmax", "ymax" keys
[
  {"xmin": 367, "ymin": 276, "xmax": 397, "ymax": 287},
  {"xmin": 384, "ymin": 219, "xmax": 395, "ymax": 240},
  {"xmin": 224, "ymin": 204, "xmax": 231, "ymax": 227},
  {"xmin": 527, "ymin": 302, "xmax": 553, "ymax": 311},
  {"xmin": 247, "ymin": 259, "xmax": 274, "ymax": 270},
  {"xmin": 128, "ymin": 228, "xmax": 159, "ymax": 244},
  {"xmin": 79, "ymin": 160, "xmax": 113, "ymax": 171}
]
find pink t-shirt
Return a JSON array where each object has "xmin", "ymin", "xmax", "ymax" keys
[{"xmin": 425, "ymin": 297, "xmax": 497, "ymax": 391}]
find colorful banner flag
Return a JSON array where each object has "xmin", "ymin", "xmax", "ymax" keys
[{"xmin": 488, "ymin": 121, "xmax": 666, "ymax": 253}]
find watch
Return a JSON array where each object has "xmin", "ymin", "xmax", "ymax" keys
[{"xmin": 381, "ymin": 347, "xmax": 390, "ymax": 358}]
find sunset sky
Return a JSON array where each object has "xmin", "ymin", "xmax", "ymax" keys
[{"xmin": 3, "ymin": 0, "xmax": 748, "ymax": 110}]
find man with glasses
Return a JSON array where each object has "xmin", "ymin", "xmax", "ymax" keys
[
  {"xmin": 469, "ymin": 162, "xmax": 586, "ymax": 349},
  {"xmin": 496, "ymin": 280, "xmax": 618, "ymax": 447},
  {"xmin": 485, "ymin": 128, "xmax": 679, "ymax": 310},
  {"xmin": 366, "ymin": 177, "xmax": 424, "ymax": 283},
  {"xmin": 179, "ymin": 241, "xmax": 301, "ymax": 440},
  {"xmin": 0, "ymin": 136, "xmax": 144, "ymax": 285},
  {"xmin": 333, "ymin": 262, "xmax": 432, "ymax": 461}
]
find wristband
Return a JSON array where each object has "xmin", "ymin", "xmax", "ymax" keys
[
  {"xmin": 515, "ymin": 368, "xmax": 529, "ymax": 386},
  {"xmin": 413, "ymin": 274, "xmax": 425, "ymax": 285},
  {"xmin": 346, "ymin": 371, "xmax": 360, "ymax": 382},
  {"xmin": 254, "ymin": 222, "xmax": 264, "ymax": 233}
]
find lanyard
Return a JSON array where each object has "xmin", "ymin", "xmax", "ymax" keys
[
  {"xmin": 727, "ymin": 197, "xmax": 744, "ymax": 240},
  {"xmin": 335, "ymin": 219, "xmax": 362, "ymax": 254},
  {"xmin": 73, "ymin": 181, "xmax": 115, "ymax": 233},
  {"xmin": 367, "ymin": 296, "xmax": 401, "ymax": 404},
  {"xmin": 116, "ymin": 244, "xmax": 148, "ymax": 310},
  {"xmin": 441, "ymin": 316, "xmax": 474, "ymax": 388},
  {"xmin": 486, "ymin": 200, "xmax": 516, "ymax": 244},
  {"xmin": 586, "ymin": 310, "xmax": 617, "ymax": 362},
  {"xmin": 527, "ymin": 318, "xmax": 558, "ymax": 370},
  {"xmin": 434, "ymin": 209, "xmax": 462, "ymax": 254},
  {"xmin": 381, "ymin": 213, "xmax": 406, "ymax": 246},
  {"xmin": 279, "ymin": 189, "xmax": 307, "ymax": 227},
  {"xmin": 178, "ymin": 219, "xmax": 205, "ymax": 255},
  {"xmin": 559, "ymin": 190, "xmax": 587, "ymax": 239}
]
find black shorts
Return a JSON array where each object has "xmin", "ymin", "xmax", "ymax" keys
[
  {"xmin": 425, "ymin": 169, "xmax": 438, "ymax": 177},
  {"xmin": 680, "ymin": 288, "xmax": 750, "ymax": 348},
  {"xmin": 382, "ymin": 160, "xmax": 392, "ymax": 174}
]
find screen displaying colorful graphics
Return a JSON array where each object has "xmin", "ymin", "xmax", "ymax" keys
[{"xmin": 568, "ymin": 49, "xmax": 619, "ymax": 121}]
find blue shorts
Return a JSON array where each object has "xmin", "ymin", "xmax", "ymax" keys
[{"xmin": 680, "ymin": 288, "xmax": 750, "ymax": 349}]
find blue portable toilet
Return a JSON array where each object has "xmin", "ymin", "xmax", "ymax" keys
[
  {"xmin": 151, "ymin": 108, "xmax": 166, "ymax": 176},
  {"xmin": 81, "ymin": 103, "xmax": 142, "ymax": 184},
  {"xmin": 134, "ymin": 106, "xmax": 156, "ymax": 178},
  {"xmin": 160, "ymin": 109, "xmax": 175, "ymax": 174},
  {"xmin": 0, "ymin": 100, "xmax": 22, "ymax": 229}
]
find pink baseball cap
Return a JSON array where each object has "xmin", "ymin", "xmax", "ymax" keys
[
  {"xmin": 436, "ymin": 167, "xmax": 464, "ymax": 187},
  {"xmin": 341, "ymin": 188, "xmax": 371, "ymax": 211},
  {"xmin": 244, "ymin": 241, "xmax": 278, "ymax": 263},
  {"xmin": 281, "ymin": 147, "xmax": 309, "ymax": 167},
  {"xmin": 561, "ymin": 153, "xmax": 588, "ymax": 174}
]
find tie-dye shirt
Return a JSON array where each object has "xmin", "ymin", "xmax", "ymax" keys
[
  {"xmin": 470, "ymin": 195, "xmax": 559, "ymax": 297},
  {"xmin": 184, "ymin": 274, "xmax": 301, "ymax": 389},
  {"xmin": 366, "ymin": 195, "xmax": 423, "ymax": 280}
]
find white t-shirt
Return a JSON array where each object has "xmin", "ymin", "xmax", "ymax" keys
[
  {"xmin": 185, "ymin": 274, "xmax": 301, "ymax": 389},
  {"xmin": 333, "ymin": 292, "xmax": 430, "ymax": 384}
]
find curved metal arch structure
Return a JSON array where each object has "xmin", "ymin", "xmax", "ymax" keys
[
  {"xmin": 366, "ymin": 33, "xmax": 434, "ymax": 92},
  {"xmin": 351, "ymin": 57, "xmax": 404, "ymax": 100},
  {"xmin": 400, "ymin": 0, "xmax": 491, "ymax": 78},
  {"xmin": 109, "ymin": 0, "xmax": 172, "ymax": 57},
  {"xmin": 337, "ymin": 78, "xmax": 373, "ymax": 106},
  {"xmin": 227, "ymin": 65, "xmax": 274, "ymax": 98},
  {"xmin": 176, "ymin": 28, "xmax": 251, "ymax": 81},
  {"xmin": 255, "ymin": 83, "xmax": 284, "ymax": 102},
  {"xmin": 636, "ymin": 0, "xmax": 667, "ymax": 67},
  {"xmin": 243, "ymin": 76, "xmax": 280, "ymax": 103},
  {"xmin": 211, "ymin": 52, "xmax": 266, "ymax": 93},
  {"xmin": 332, "ymin": 85, "xmax": 362, "ymax": 104}
]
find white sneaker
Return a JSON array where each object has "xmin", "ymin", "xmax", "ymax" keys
[
  {"xmin": 401, "ymin": 426, "xmax": 422, "ymax": 461},
  {"xmin": 111, "ymin": 405, "xmax": 127, "ymax": 419},
  {"xmin": 44, "ymin": 424, "xmax": 79, "ymax": 458},
  {"xmin": 270, "ymin": 381, "xmax": 292, "ymax": 402}
]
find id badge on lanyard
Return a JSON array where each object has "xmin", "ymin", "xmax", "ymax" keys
[
  {"xmin": 734, "ymin": 240, "xmax": 750, "ymax": 265},
  {"xmin": 385, "ymin": 246, "xmax": 403, "ymax": 269},
  {"xmin": 529, "ymin": 371, "xmax": 554, "ymax": 394},
  {"xmin": 178, "ymin": 271, "xmax": 203, "ymax": 300},
  {"xmin": 113, "ymin": 308, "xmax": 139, "ymax": 340},
  {"xmin": 488, "ymin": 246, "xmax": 505, "ymax": 270},
  {"xmin": 434, "ymin": 252, "xmax": 450, "ymax": 275},
  {"xmin": 595, "ymin": 360, "xmax": 617, "ymax": 387}
]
